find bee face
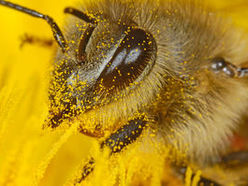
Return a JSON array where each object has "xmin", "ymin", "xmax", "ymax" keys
[
  {"xmin": 48, "ymin": 8, "xmax": 157, "ymax": 130},
  {"xmin": 46, "ymin": 0, "xmax": 248, "ymax": 147}
]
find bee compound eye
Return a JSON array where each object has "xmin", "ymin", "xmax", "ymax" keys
[{"xmin": 96, "ymin": 28, "xmax": 157, "ymax": 93}]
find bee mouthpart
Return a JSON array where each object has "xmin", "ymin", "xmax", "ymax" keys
[
  {"xmin": 45, "ymin": 99, "xmax": 81, "ymax": 129},
  {"xmin": 46, "ymin": 110, "xmax": 71, "ymax": 129}
]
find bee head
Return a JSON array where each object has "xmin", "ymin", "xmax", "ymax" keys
[{"xmin": 47, "ymin": 10, "xmax": 157, "ymax": 128}]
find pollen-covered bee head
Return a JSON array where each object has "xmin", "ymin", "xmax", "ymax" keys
[{"xmin": 47, "ymin": 7, "xmax": 157, "ymax": 132}]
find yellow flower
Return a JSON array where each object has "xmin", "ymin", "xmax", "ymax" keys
[{"xmin": 0, "ymin": 0, "xmax": 248, "ymax": 186}]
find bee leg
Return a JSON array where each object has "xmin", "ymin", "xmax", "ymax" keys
[
  {"xmin": 20, "ymin": 33, "xmax": 54, "ymax": 49},
  {"xmin": 202, "ymin": 151, "xmax": 248, "ymax": 185},
  {"xmin": 196, "ymin": 176, "xmax": 221, "ymax": 186},
  {"xmin": 211, "ymin": 57, "xmax": 248, "ymax": 78},
  {"xmin": 236, "ymin": 68, "xmax": 248, "ymax": 78},
  {"xmin": 176, "ymin": 151, "xmax": 248, "ymax": 185},
  {"xmin": 74, "ymin": 158, "xmax": 95, "ymax": 184},
  {"xmin": 75, "ymin": 117, "xmax": 147, "ymax": 184},
  {"xmin": 101, "ymin": 117, "xmax": 147, "ymax": 153},
  {"xmin": 177, "ymin": 167, "xmax": 221, "ymax": 186},
  {"xmin": 220, "ymin": 150, "xmax": 248, "ymax": 168}
]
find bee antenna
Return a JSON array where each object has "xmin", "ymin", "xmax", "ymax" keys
[
  {"xmin": 64, "ymin": 7, "xmax": 97, "ymax": 25},
  {"xmin": 0, "ymin": 0, "xmax": 68, "ymax": 53}
]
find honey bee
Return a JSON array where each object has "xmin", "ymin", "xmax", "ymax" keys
[{"xmin": 1, "ymin": 0, "xmax": 248, "ymax": 185}]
